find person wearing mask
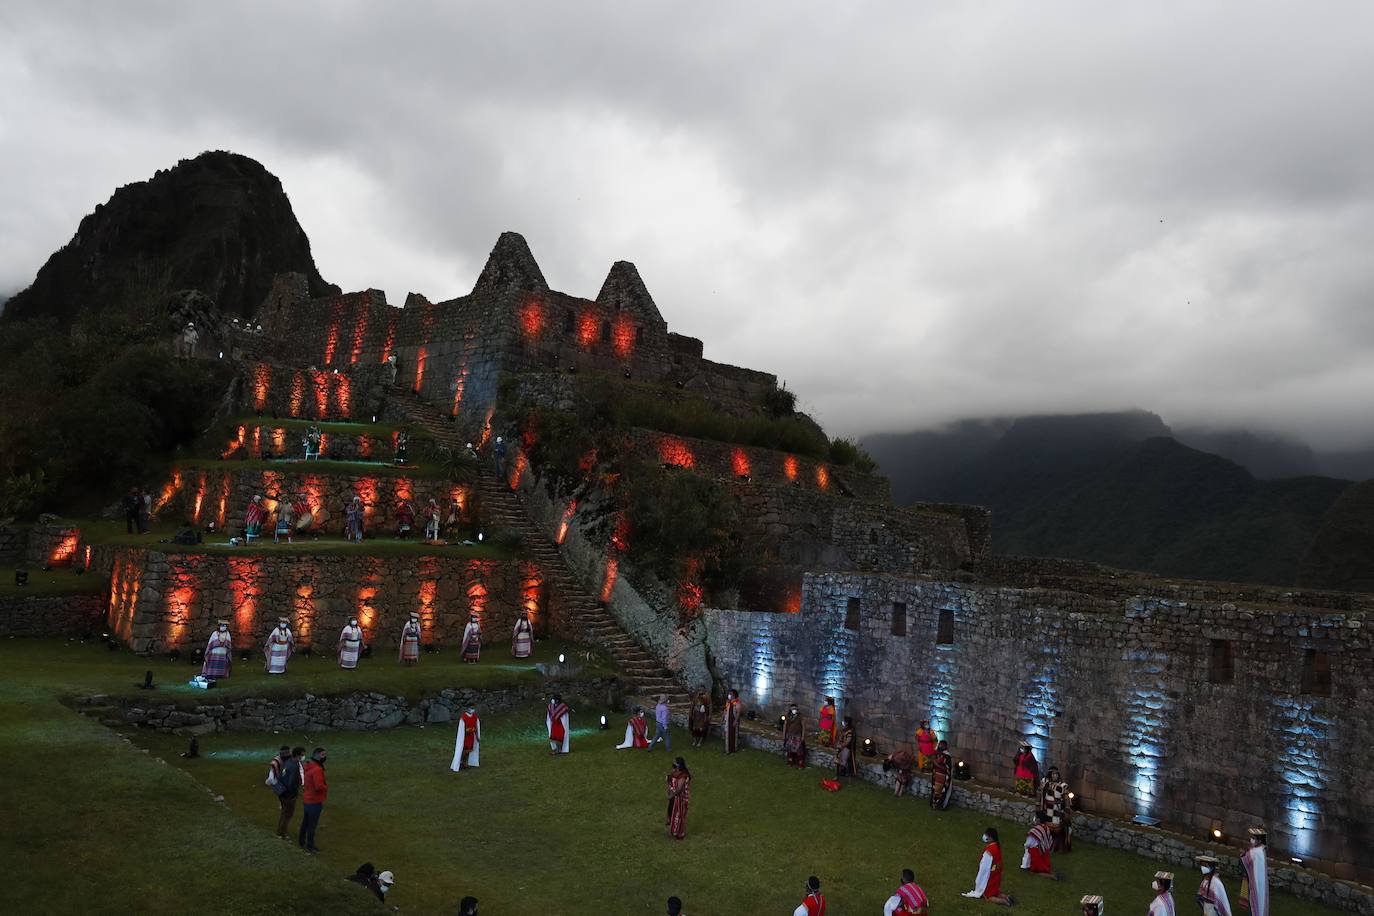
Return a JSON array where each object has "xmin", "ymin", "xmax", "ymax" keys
[
  {"xmin": 398, "ymin": 612, "xmax": 421, "ymax": 666},
  {"xmin": 792, "ymin": 876, "xmax": 826, "ymax": 915},
  {"xmin": 1197, "ymin": 855, "xmax": 1232, "ymax": 916},
  {"xmin": 299, "ymin": 746, "xmax": 328, "ymax": 853},
  {"xmin": 458, "ymin": 896, "xmax": 479, "ymax": 915},
  {"xmin": 665, "ymin": 757, "xmax": 691, "ymax": 839},
  {"xmin": 202, "ymin": 620, "xmax": 233, "ymax": 679},
  {"xmin": 1239, "ymin": 827, "xmax": 1268, "ymax": 916},
  {"xmin": 1013, "ymin": 741, "xmax": 1039, "ymax": 796},
  {"xmin": 451, "ymin": 704, "xmax": 481, "ymax": 772},
  {"xmin": 915, "ymin": 720, "xmax": 938, "ymax": 772},
  {"xmin": 963, "ymin": 827, "xmax": 1014, "ymax": 905},
  {"xmin": 1150, "ymin": 872, "xmax": 1177, "ymax": 916},
  {"xmin": 883, "ymin": 869, "xmax": 929, "ymax": 915},
  {"xmin": 338, "ymin": 617, "xmax": 364, "ymax": 669},
  {"xmin": 274, "ymin": 747, "xmax": 305, "ymax": 839},
  {"xmin": 651, "ymin": 694, "xmax": 672, "ymax": 753},
  {"xmin": 616, "ymin": 706, "xmax": 650, "ymax": 750},
  {"xmin": 264, "ymin": 617, "xmax": 294, "ymax": 674},
  {"xmin": 688, "ymin": 692, "xmax": 711, "ymax": 748}
]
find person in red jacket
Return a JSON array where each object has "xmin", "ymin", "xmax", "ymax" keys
[
  {"xmin": 792, "ymin": 875, "xmax": 826, "ymax": 915},
  {"xmin": 298, "ymin": 746, "xmax": 328, "ymax": 854}
]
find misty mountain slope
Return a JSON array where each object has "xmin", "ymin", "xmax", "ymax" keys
[
  {"xmin": 1300, "ymin": 480, "xmax": 1374, "ymax": 591},
  {"xmin": 864, "ymin": 412, "xmax": 1355, "ymax": 587}
]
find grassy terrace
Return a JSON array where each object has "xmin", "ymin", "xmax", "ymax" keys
[
  {"xmin": 78, "ymin": 519, "xmax": 521, "ymax": 559},
  {"xmin": 171, "ymin": 457, "xmax": 449, "ymax": 478},
  {"xmin": 221, "ymin": 416, "xmax": 435, "ymax": 438},
  {"xmin": 0, "ymin": 641, "xmax": 1340, "ymax": 915},
  {"xmin": 0, "ymin": 566, "xmax": 107, "ymax": 596}
]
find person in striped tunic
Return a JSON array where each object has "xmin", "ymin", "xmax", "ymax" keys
[
  {"xmin": 1021, "ymin": 810, "xmax": 1059, "ymax": 878},
  {"xmin": 337, "ymin": 617, "xmax": 363, "ymax": 669},
  {"xmin": 264, "ymin": 618, "xmax": 293, "ymax": 674},
  {"xmin": 1239, "ymin": 827, "xmax": 1268, "ymax": 916},
  {"xmin": 398, "ymin": 613, "xmax": 421, "ymax": 665},
  {"xmin": 511, "ymin": 611, "xmax": 533, "ymax": 658},
  {"xmin": 202, "ymin": 620, "xmax": 233, "ymax": 679},
  {"xmin": 883, "ymin": 869, "xmax": 929, "ymax": 915},
  {"xmin": 1150, "ymin": 872, "xmax": 1177, "ymax": 916}
]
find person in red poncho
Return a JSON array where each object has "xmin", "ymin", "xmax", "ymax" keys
[
  {"xmin": 1020, "ymin": 810, "xmax": 1059, "ymax": 879},
  {"xmin": 963, "ymin": 827, "xmax": 1015, "ymax": 905}
]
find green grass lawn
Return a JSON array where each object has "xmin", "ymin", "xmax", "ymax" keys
[
  {"xmin": 0, "ymin": 642, "xmax": 1340, "ymax": 915},
  {"xmin": 63, "ymin": 638, "xmax": 617, "ymax": 707},
  {"xmin": 79, "ymin": 518, "xmax": 520, "ymax": 559},
  {"xmin": 221, "ymin": 416, "xmax": 435, "ymax": 439},
  {"xmin": 173, "ymin": 457, "xmax": 449, "ymax": 478},
  {"xmin": 0, "ymin": 566, "xmax": 106, "ymax": 595}
]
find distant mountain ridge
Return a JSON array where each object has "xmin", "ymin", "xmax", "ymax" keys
[
  {"xmin": 863, "ymin": 412, "xmax": 1361, "ymax": 589},
  {"xmin": 3, "ymin": 151, "xmax": 336, "ymax": 324}
]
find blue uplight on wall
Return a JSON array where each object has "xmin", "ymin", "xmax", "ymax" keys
[
  {"xmin": 1273, "ymin": 695, "xmax": 1332, "ymax": 857},
  {"xmin": 1118, "ymin": 624, "xmax": 1172, "ymax": 817},
  {"xmin": 1020, "ymin": 644, "xmax": 1062, "ymax": 761}
]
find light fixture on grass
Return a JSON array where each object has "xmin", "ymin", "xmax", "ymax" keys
[
  {"xmin": 955, "ymin": 759, "xmax": 972, "ymax": 780},
  {"xmin": 861, "ymin": 737, "xmax": 877, "ymax": 757},
  {"xmin": 776, "ymin": 715, "xmax": 786, "ymax": 731},
  {"xmin": 599, "ymin": 715, "xmax": 609, "ymax": 731},
  {"xmin": 558, "ymin": 653, "xmax": 566, "ymax": 664}
]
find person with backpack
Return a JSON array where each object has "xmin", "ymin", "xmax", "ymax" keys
[{"xmin": 272, "ymin": 747, "xmax": 304, "ymax": 839}]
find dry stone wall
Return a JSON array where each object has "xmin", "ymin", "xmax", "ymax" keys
[
  {"xmin": 704, "ymin": 570, "xmax": 1374, "ymax": 882},
  {"xmin": 106, "ymin": 548, "xmax": 555, "ymax": 657},
  {"xmin": 0, "ymin": 593, "xmax": 105, "ymax": 637}
]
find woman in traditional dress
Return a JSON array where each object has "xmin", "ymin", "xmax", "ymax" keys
[
  {"xmin": 835, "ymin": 716, "xmax": 858, "ymax": 779},
  {"xmin": 783, "ymin": 703, "xmax": 807, "ymax": 768},
  {"xmin": 962, "ymin": 827, "xmax": 1014, "ymax": 905},
  {"xmin": 394, "ymin": 500, "xmax": 414, "ymax": 539},
  {"xmin": 1013, "ymin": 742, "xmax": 1039, "ymax": 797},
  {"xmin": 264, "ymin": 617, "xmax": 293, "ymax": 674},
  {"xmin": 345, "ymin": 496, "xmax": 365, "ymax": 542},
  {"xmin": 818, "ymin": 696, "xmax": 838, "ymax": 747},
  {"xmin": 423, "ymin": 498, "xmax": 441, "ymax": 540},
  {"xmin": 511, "ymin": 612, "xmax": 533, "ymax": 658},
  {"xmin": 915, "ymin": 720, "xmax": 938, "ymax": 772},
  {"xmin": 460, "ymin": 612, "xmax": 482, "ymax": 663},
  {"xmin": 337, "ymin": 616, "xmax": 363, "ymax": 669},
  {"xmin": 930, "ymin": 739, "xmax": 954, "ymax": 809},
  {"xmin": 666, "ymin": 757, "xmax": 692, "ymax": 840},
  {"xmin": 273, "ymin": 497, "xmax": 294, "ymax": 543},
  {"xmin": 688, "ymin": 692, "xmax": 711, "ymax": 747},
  {"xmin": 722, "ymin": 689, "xmax": 742, "ymax": 754},
  {"xmin": 244, "ymin": 494, "xmax": 267, "ymax": 541},
  {"xmin": 398, "ymin": 612, "xmax": 421, "ymax": 665},
  {"xmin": 202, "ymin": 619, "xmax": 233, "ymax": 679},
  {"xmin": 1039, "ymin": 766, "xmax": 1073, "ymax": 851}
]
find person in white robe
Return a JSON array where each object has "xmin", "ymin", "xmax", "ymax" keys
[
  {"xmin": 1239, "ymin": 827, "xmax": 1268, "ymax": 916},
  {"xmin": 546, "ymin": 694, "xmax": 571, "ymax": 755},
  {"xmin": 337, "ymin": 617, "xmax": 363, "ymax": 669},
  {"xmin": 1197, "ymin": 855, "xmax": 1232, "ymax": 916},
  {"xmin": 450, "ymin": 704, "xmax": 481, "ymax": 772},
  {"xmin": 1149, "ymin": 872, "xmax": 1177, "ymax": 916}
]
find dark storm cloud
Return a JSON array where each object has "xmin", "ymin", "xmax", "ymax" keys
[{"xmin": 2, "ymin": 1, "xmax": 1372, "ymax": 447}]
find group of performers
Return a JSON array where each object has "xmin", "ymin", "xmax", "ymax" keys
[
  {"xmin": 241, "ymin": 493, "xmax": 466, "ymax": 544},
  {"xmin": 199, "ymin": 610, "xmax": 535, "ymax": 678}
]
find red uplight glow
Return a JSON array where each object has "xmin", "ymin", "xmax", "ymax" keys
[
  {"xmin": 414, "ymin": 347, "xmax": 428, "ymax": 393},
  {"xmin": 656, "ymin": 436, "xmax": 696, "ymax": 469},
  {"xmin": 228, "ymin": 557, "xmax": 262, "ymax": 641},
  {"xmin": 356, "ymin": 477, "xmax": 378, "ymax": 516},
  {"xmin": 784, "ymin": 585, "xmax": 803, "ymax": 614},
  {"xmin": 556, "ymin": 499, "xmax": 578, "ymax": 545},
  {"xmin": 295, "ymin": 583, "xmax": 315, "ymax": 643},
  {"xmin": 350, "ymin": 309, "xmax": 368, "ymax": 364},
  {"xmin": 731, "ymin": 448, "xmax": 751, "ymax": 478},
  {"xmin": 252, "ymin": 365, "xmax": 271, "ymax": 411},
  {"xmin": 191, "ymin": 472, "xmax": 207, "ymax": 523},
  {"xmin": 380, "ymin": 315, "xmax": 397, "ymax": 365},
  {"xmin": 312, "ymin": 371, "xmax": 329, "ymax": 419},
  {"xmin": 155, "ymin": 469, "xmax": 184, "ymax": 514},
  {"xmin": 50, "ymin": 534, "xmax": 78, "ymax": 566},
  {"xmin": 394, "ymin": 478, "xmax": 413, "ymax": 505},
  {"xmin": 600, "ymin": 557, "xmax": 618, "ymax": 603},
  {"xmin": 323, "ymin": 319, "xmax": 339, "ymax": 366},
  {"xmin": 610, "ymin": 513, "xmax": 631, "ymax": 552},
  {"xmin": 816, "ymin": 466, "xmax": 830, "ymax": 490},
  {"xmin": 217, "ymin": 475, "xmax": 231, "ymax": 527},
  {"xmin": 289, "ymin": 371, "xmax": 305, "ymax": 417},
  {"xmin": 451, "ymin": 362, "xmax": 468, "ymax": 417},
  {"xmin": 678, "ymin": 557, "xmax": 704, "ymax": 612},
  {"xmin": 783, "ymin": 455, "xmax": 799, "ymax": 481},
  {"xmin": 612, "ymin": 315, "xmax": 635, "ymax": 358},
  {"xmin": 577, "ymin": 312, "xmax": 599, "ymax": 348},
  {"xmin": 508, "ymin": 452, "xmax": 528, "ymax": 490},
  {"xmin": 334, "ymin": 375, "xmax": 352, "ymax": 417},
  {"xmin": 520, "ymin": 298, "xmax": 545, "ymax": 339}
]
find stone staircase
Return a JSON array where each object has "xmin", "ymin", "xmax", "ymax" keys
[{"xmin": 387, "ymin": 389, "xmax": 691, "ymax": 707}]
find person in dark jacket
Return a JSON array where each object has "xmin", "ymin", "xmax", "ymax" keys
[{"xmin": 275, "ymin": 747, "xmax": 304, "ymax": 838}]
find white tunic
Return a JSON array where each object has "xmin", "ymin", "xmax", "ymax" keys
[{"xmin": 450, "ymin": 716, "xmax": 481, "ymax": 771}]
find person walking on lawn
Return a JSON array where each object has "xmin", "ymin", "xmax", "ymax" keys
[
  {"xmin": 274, "ymin": 747, "xmax": 304, "ymax": 839},
  {"xmin": 299, "ymin": 746, "xmax": 328, "ymax": 853}
]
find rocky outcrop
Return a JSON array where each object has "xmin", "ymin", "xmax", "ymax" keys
[{"xmin": 4, "ymin": 151, "xmax": 336, "ymax": 325}]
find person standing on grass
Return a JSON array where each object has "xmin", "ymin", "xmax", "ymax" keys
[
  {"xmin": 202, "ymin": 619, "xmax": 233, "ymax": 679},
  {"xmin": 398, "ymin": 612, "xmax": 421, "ymax": 665},
  {"xmin": 1150, "ymin": 872, "xmax": 1177, "ymax": 916},
  {"xmin": 1197, "ymin": 855, "xmax": 1232, "ymax": 916},
  {"xmin": 834, "ymin": 716, "xmax": 858, "ymax": 780},
  {"xmin": 665, "ymin": 757, "xmax": 691, "ymax": 839},
  {"xmin": 460, "ymin": 612, "xmax": 482, "ymax": 663},
  {"xmin": 963, "ymin": 827, "xmax": 1014, "ymax": 905},
  {"xmin": 783, "ymin": 703, "xmax": 806, "ymax": 768},
  {"xmin": 651, "ymin": 694, "xmax": 672, "ymax": 753},
  {"xmin": 1013, "ymin": 741, "xmax": 1039, "ymax": 797},
  {"xmin": 451, "ymin": 703, "xmax": 481, "ymax": 772},
  {"xmin": 274, "ymin": 747, "xmax": 304, "ymax": 839},
  {"xmin": 688, "ymin": 692, "xmax": 711, "ymax": 748},
  {"xmin": 792, "ymin": 876, "xmax": 826, "ymax": 916},
  {"xmin": 264, "ymin": 617, "xmax": 293, "ymax": 674},
  {"xmin": 140, "ymin": 489, "xmax": 152, "ymax": 532},
  {"xmin": 1020, "ymin": 810, "xmax": 1058, "ymax": 879},
  {"xmin": 123, "ymin": 488, "xmax": 141, "ymax": 534},
  {"xmin": 1039, "ymin": 766, "xmax": 1073, "ymax": 852},
  {"xmin": 930, "ymin": 739, "xmax": 954, "ymax": 809},
  {"xmin": 616, "ymin": 706, "xmax": 650, "ymax": 749},
  {"xmin": 1239, "ymin": 827, "xmax": 1268, "ymax": 916},
  {"xmin": 299, "ymin": 746, "xmax": 328, "ymax": 853},
  {"xmin": 345, "ymin": 496, "xmax": 365, "ymax": 542},
  {"xmin": 547, "ymin": 694, "xmax": 571, "ymax": 755},
  {"xmin": 424, "ymin": 498, "xmax": 441, "ymax": 540},
  {"xmin": 338, "ymin": 616, "xmax": 363, "ymax": 669},
  {"xmin": 722, "ymin": 689, "xmax": 742, "ymax": 754},
  {"xmin": 884, "ymin": 869, "xmax": 930, "ymax": 916},
  {"xmin": 511, "ymin": 611, "xmax": 533, "ymax": 658}
]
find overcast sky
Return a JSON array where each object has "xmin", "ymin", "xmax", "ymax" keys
[{"xmin": 2, "ymin": 2, "xmax": 1372, "ymax": 447}]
